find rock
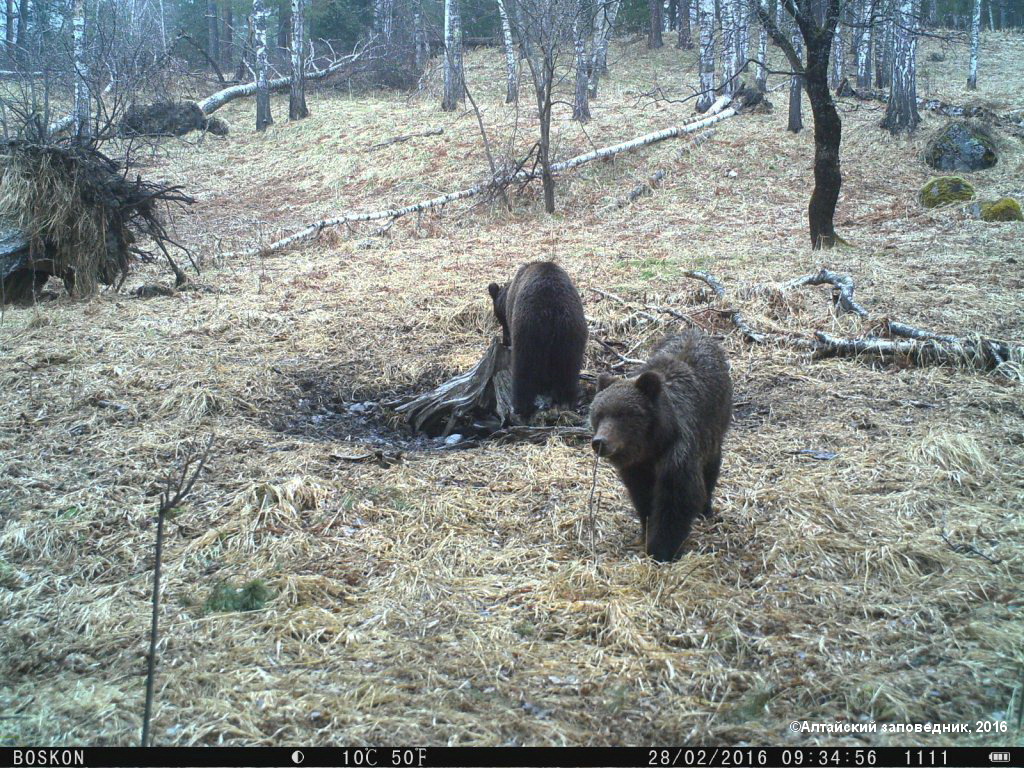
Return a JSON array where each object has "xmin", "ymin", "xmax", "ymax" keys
[
  {"xmin": 924, "ymin": 121, "xmax": 998, "ymax": 172},
  {"xmin": 980, "ymin": 197, "xmax": 1023, "ymax": 222},
  {"xmin": 919, "ymin": 176, "xmax": 975, "ymax": 208}
]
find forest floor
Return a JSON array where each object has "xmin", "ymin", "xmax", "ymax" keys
[{"xmin": 1, "ymin": 31, "xmax": 1023, "ymax": 747}]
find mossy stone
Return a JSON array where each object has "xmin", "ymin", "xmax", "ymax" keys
[
  {"xmin": 924, "ymin": 121, "xmax": 997, "ymax": 172},
  {"xmin": 980, "ymin": 197, "xmax": 1023, "ymax": 222},
  {"xmin": 919, "ymin": 176, "xmax": 975, "ymax": 208}
]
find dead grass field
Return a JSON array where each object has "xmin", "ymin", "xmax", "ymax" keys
[{"xmin": 1, "ymin": 30, "xmax": 1023, "ymax": 747}]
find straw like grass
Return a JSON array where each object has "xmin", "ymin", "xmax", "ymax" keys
[{"xmin": 0, "ymin": 31, "xmax": 1022, "ymax": 748}]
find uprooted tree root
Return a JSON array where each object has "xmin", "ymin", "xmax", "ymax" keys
[{"xmin": 0, "ymin": 141, "xmax": 194, "ymax": 299}]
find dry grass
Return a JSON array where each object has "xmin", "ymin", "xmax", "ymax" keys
[{"xmin": 1, "ymin": 31, "xmax": 1023, "ymax": 747}]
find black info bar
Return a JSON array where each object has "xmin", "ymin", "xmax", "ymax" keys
[{"xmin": 1, "ymin": 747, "xmax": 1021, "ymax": 768}]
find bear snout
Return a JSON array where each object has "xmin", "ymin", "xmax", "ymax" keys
[{"xmin": 591, "ymin": 435, "xmax": 608, "ymax": 455}]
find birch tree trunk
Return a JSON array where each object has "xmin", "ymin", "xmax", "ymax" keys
[
  {"xmin": 719, "ymin": 0, "xmax": 736, "ymax": 95},
  {"xmin": 736, "ymin": 0, "xmax": 749, "ymax": 78},
  {"xmin": 573, "ymin": 9, "xmax": 591, "ymax": 120},
  {"xmin": 967, "ymin": 0, "xmax": 980, "ymax": 88},
  {"xmin": 278, "ymin": 0, "xmax": 291, "ymax": 58},
  {"xmin": 222, "ymin": 4, "xmax": 233, "ymax": 71},
  {"xmin": 72, "ymin": 0, "xmax": 90, "ymax": 140},
  {"xmin": 497, "ymin": 0, "xmax": 518, "ymax": 103},
  {"xmin": 414, "ymin": 0, "xmax": 428, "ymax": 72},
  {"xmin": 788, "ymin": 22, "xmax": 803, "ymax": 133},
  {"xmin": 289, "ymin": 0, "xmax": 308, "ymax": 119},
  {"xmin": 441, "ymin": 0, "xmax": 465, "ymax": 111},
  {"xmin": 696, "ymin": 0, "xmax": 716, "ymax": 111},
  {"xmin": 207, "ymin": 0, "xmax": 220, "ymax": 64},
  {"xmin": 591, "ymin": 0, "xmax": 620, "ymax": 78},
  {"xmin": 874, "ymin": 4, "xmax": 891, "ymax": 88},
  {"xmin": 648, "ymin": 0, "xmax": 663, "ymax": 48},
  {"xmin": 829, "ymin": 11, "xmax": 843, "ymax": 88},
  {"xmin": 881, "ymin": 0, "xmax": 920, "ymax": 132},
  {"xmin": 756, "ymin": 0, "xmax": 773, "ymax": 90},
  {"xmin": 856, "ymin": 0, "xmax": 873, "ymax": 87},
  {"xmin": 253, "ymin": 0, "xmax": 273, "ymax": 131},
  {"xmin": 5, "ymin": 0, "xmax": 13, "ymax": 47},
  {"xmin": 677, "ymin": 0, "xmax": 692, "ymax": 47}
]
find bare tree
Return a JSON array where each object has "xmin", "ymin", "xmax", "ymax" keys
[
  {"xmin": 880, "ymin": 0, "xmax": 919, "ymax": 132},
  {"xmin": 649, "ymin": 0, "xmax": 663, "ymax": 47},
  {"xmin": 289, "ymin": 0, "xmax": 308, "ymax": 119},
  {"xmin": 573, "ymin": 6, "xmax": 591, "ymax": 120},
  {"xmin": 5, "ymin": 0, "xmax": 14, "ymax": 48},
  {"xmin": 829, "ymin": 4, "xmax": 844, "ymax": 88},
  {"xmin": 967, "ymin": 0, "xmax": 980, "ymax": 89},
  {"xmin": 757, "ymin": 0, "xmax": 844, "ymax": 248},
  {"xmin": 589, "ymin": 0, "xmax": 620, "ymax": 95},
  {"xmin": 207, "ymin": 0, "xmax": 220, "ymax": 64},
  {"xmin": 856, "ymin": 0, "xmax": 874, "ymax": 87},
  {"xmin": 756, "ymin": 0, "xmax": 775, "ymax": 90},
  {"xmin": 222, "ymin": 3, "xmax": 234, "ymax": 71},
  {"xmin": 788, "ymin": 21, "xmax": 803, "ymax": 132},
  {"xmin": 72, "ymin": 0, "xmax": 90, "ymax": 140},
  {"xmin": 696, "ymin": 0, "xmax": 715, "ymax": 111},
  {"xmin": 253, "ymin": 0, "xmax": 272, "ymax": 131},
  {"xmin": 497, "ymin": 0, "xmax": 518, "ymax": 102},
  {"xmin": 677, "ymin": 0, "xmax": 693, "ymax": 47},
  {"xmin": 442, "ymin": 0, "xmax": 465, "ymax": 111}
]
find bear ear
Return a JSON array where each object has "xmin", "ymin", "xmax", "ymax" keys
[
  {"xmin": 635, "ymin": 371, "xmax": 662, "ymax": 399},
  {"xmin": 487, "ymin": 283, "xmax": 501, "ymax": 301},
  {"xmin": 597, "ymin": 373, "xmax": 618, "ymax": 392}
]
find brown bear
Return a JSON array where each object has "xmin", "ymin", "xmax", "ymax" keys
[
  {"xmin": 589, "ymin": 330, "xmax": 732, "ymax": 562},
  {"xmin": 488, "ymin": 261, "xmax": 588, "ymax": 418}
]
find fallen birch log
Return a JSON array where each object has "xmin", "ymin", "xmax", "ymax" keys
[
  {"xmin": 231, "ymin": 96, "xmax": 738, "ymax": 260},
  {"xmin": 198, "ymin": 49, "xmax": 367, "ymax": 115},
  {"xmin": 371, "ymin": 127, "xmax": 444, "ymax": 151},
  {"xmin": 784, "ymin": 268, "xmax": 869, "ymax": 318}
]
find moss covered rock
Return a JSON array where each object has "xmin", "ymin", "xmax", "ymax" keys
[
  {"xmin": 919, "ymin": 176, "xmax": 975, "ymax": 208},
  {"xmin": 924, "ymin": 121, "xmax": 998, "ymax": 172},
  {"xmin": 980, "ymin": 197, "xmax": 1023, "ymax": 222}
]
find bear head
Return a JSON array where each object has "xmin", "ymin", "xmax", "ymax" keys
[
  {"xmin": 487, "ymin": 282, "xmax": 511, "ymax": 347},
  {"xmin": 589, "ymin": 370, "xmax": 669, "ymax": 467}
]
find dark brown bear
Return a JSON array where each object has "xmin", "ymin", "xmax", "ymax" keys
[
  {"xmin": 589, "ymin": 330, "xmax": 732, "ymax": 562},
  {"xmin": 488, "ymin": 262, "xmax": 588, "ymax": 418}
]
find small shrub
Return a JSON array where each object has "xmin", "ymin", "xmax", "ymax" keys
[{"xmin": 204, "ymin": 579, "xmax": 272, "ymax": 613}]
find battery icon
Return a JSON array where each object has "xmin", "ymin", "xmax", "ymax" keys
[{"xmin": 989, "ymin": 753, "xmax": 1010, "ymax": 763}]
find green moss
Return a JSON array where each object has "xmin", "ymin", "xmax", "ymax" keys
[
  {"xmin": 204, "ymin": 579, "xmax": 272, "ymax": 614},
  {"xmin": 980, "ymin": 197, "xmax": 1023, "ymax": 222},
  {"xmin": 919, "ymin": 176, "xmax": 975, "ymax": 208}
]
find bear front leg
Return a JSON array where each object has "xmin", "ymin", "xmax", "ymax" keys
[
  {"xmin": 619, "ymin": 464, "xmax": 655, "ymax": 549},
  {"xmin": 645, "ymin": 455, "xmax": 706, "ymax": 562},
  {"xmin": 701, "ymin": 450, "xmax": 722, "ymax": 518}
]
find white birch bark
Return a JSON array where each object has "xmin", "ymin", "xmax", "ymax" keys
[
  {"xmin": 856, "ymin": 0, "xmax": 873, "ymax": 88},
  {"xmin": 735, "ymin": 0, "xmax": 749, "ymax": 79},
  {"xmin": 253, "ymin": 0, "xmax": 272, "ymax": 131},
  {"xmin": 591, "ymin": 0, "xmax": 620, "ymax": 77},
  {"xmin": 497, "ymin": 0, "xmax": 518, "ymax": 103},
  {"xmin": 441, "ymin": 0, "xmax": 465, "ymax": 111},
  {"xmin": 226, "ymin": 98, "xmax": 738, "ymax": 261},
  {"xmin": 289, "ymin": 0, "xmax": 308, "ymax": 119},
  {"xmin": 881, "ymin": 0, "xmax": 920, "ymax": 132},
  {"xmin": 72, "ymin": 0, "xmax": 90, "ymax": 140},
  {"xmin": 696, "ymin": 0, "xmax": 715, "ymax": 110},
  {"xmin": 719, "ymin": 0, "xmax": 736, "ymax": 95},
  {"xmin": 967, "ymin": 0, "xmax": 980, "ymax": 89},
  {"xmin": 788, "ymin": 21, "xmax": 803, "ymax": 133},
  {"xmin": 755, "ymin": 0, "xmax": 772, "ymax": 91},
  {"xmin": 573, "ymin": 7, "xmax": 590, "ymax": 121},
  {"xmin": 830, "ymin": 9, "xmax": 844, "ymax": 88}
]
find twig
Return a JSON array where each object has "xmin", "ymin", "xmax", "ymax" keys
[
  {"xmin": 587, "ymin": 449, "xmax": 602, "ymax": 558},
  {"xmin": 683, "ymin": 271, "xmax": 769, "ymax": 343},
  {"xmin": 370, "ymin": 127, "xmax": 443, "ymax": 151},
  {"xmin": 940, "ymin": 507, "xmax": 1001, "ymax": 564},
  {"xmin": 141, "ymin": 435, "xmax": 213, "ymax": 748}
]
